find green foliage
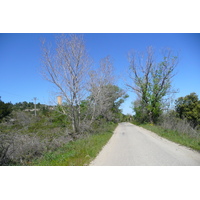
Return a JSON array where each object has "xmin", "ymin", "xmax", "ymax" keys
[
  {"xmin": 13, "ymin": 101, "xmax": 46, "ymax": 111},
  {"xmin": 175, "ymin": 92, "xmax": 200, "ymax": 129},
  {"xmin": 32, "ymin": 123, "xmax": 117, "ymax": 166},
  {"xmin": 139, "ymin": 123, "xmax": 200, "ymax": 151},
  {"xmin": 87, "ymin": 84, "xmax": 128, "ymax": 123},
  {"xmin": 108, "ymin": 86, "xmax": 129, "ymax": 122},
  {"xmin": 0, "ymin": 108, "xmax": 73, "ymax": 165},
  {"xmin": 0, "ymin": 95, "xmax": 120, "ymax": 165},
  {"xmin": 98, "ymin": 84, "xmax": 128, "ymax": 121},
  {"xmin": 51, "ymin": 108, "xmax": 70, "ymax": 128},
  {"xmin": 140, "ymin": 60, "xmax": 173, "ymax": 122},
  {"xmin": 13, "ymin": 101, "xmax": 33, "ymax": 110},
  {"xmin": 0, "ymin": 97, "xmax": 12, "ymax": 121},
  {"xmin": 129, "ymin": 48, "xmax": 178, "ymax": 124},
  {"xmin": 132, "ymin": 100, "xmax": 150, "ymax": 123},
  {"xmin": 134, "ymin": 105, "xmax": 200, "ymax": 151}
]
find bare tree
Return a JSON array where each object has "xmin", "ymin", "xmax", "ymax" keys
[
  {"xmin": 127, "ymin": 46, "xmax": 178, "ymax": 123},
  {"xmin": 41, "ymin": 35, "xmax": 126, "ymax": 133},
  {"xmin": 41, "ymin": 34, "xmax": 92, "ymax": 134},
  {"xmin": 88, "ymin": 56, "xmax": 115, "ymax": 122},
  {"xmin": 88, "ymin": 56, "xmax": 127, "ymax": 123}
]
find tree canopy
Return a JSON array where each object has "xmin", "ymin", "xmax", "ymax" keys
[
  {"xmin": 175, "ymin": 92, "xmax": 200, "ymax": 128},
  {"xmin": 127, "ymin": 47, "xmax": 178, "ymax": 124},
  {"xmin": 0, "ymin": 97, "xmax": 12, "ymax": 121}
]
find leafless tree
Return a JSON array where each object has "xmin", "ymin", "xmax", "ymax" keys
[
  {"xmin": 41, "ymin": 34, "xmax": 92, "ymax": 134},
  {"xmin": 41, "ymin": 35, "xmax": 125, "ymax": 134},
  {"xmin": 87, "ymin": 56, "xmax": 115, "ymax": 122},
  {"xmin": 89, "ymin": 56, "xmax": 114, "ymax": 119}
]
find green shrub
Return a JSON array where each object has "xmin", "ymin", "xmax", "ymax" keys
[{"xmin": 32, "ymin": 123, "xmax": 117, "ymax": 166}]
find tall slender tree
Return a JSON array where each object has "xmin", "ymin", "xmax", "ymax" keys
[{"xmin": 88, "ymin": 56, "xmax": 115, "ymax": 122}]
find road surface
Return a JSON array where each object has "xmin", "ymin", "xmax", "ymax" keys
[{"xmin": 90, "ymin": 122, "xmax": 200, "ymax": 166}]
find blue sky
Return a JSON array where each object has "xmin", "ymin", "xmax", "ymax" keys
[{"xmin": 0, "ymin": 33, "xmax": 200, "ymax": 114}]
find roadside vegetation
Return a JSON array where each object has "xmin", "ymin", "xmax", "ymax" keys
[
  {"xmin": 32, "ymin": 122, "xmax": 117, "ymax": 166},
  {"xmin": 0, "ymin": 100, "xmax": 125, "ymax": 166},
  {"xmin": 1, "ymin": 34, "xmax": 199, "ymax": 165},
  {"xmin": 137, "ymin": 123, "xmax": 200, "ymax": 151},
  {"xmin": 127, "ymin": 47, "xmax": 200, "ymax": 151},
  {"xmin": 0, "ymin": 34, "xmax": 130, "ymax": 166},
  {"xmin": 131, "ymin": 91, "xmax": 200, "ymax": 150}
]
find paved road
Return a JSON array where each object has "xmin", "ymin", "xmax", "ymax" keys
[{"xmin": 90, "ymin": 122, "xmax": 200, "ymax": 166}]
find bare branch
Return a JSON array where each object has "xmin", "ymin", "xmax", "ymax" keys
[
  {"xmin": 127, "ymin": 47, "xmax": 178, "ymax": 123},
  {"xmin": 41, "ymin": 34, "xmax": 92, "ymax": 133}
]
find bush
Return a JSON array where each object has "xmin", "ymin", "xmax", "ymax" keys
[
  {"xmin": 0, "ymin": 133, "xmax": 14, "ymax": 165},
  {"xmin": 0, "ymin": 98, "xmax": 12, "ymax": 122},
  {"xmin": 0, "ymin": 130, "xmax": 72, "ymax": 165},
  {"xmin": 0, "ymin": 103, "xmax": 118, "ymax": 165},
  {"xmin": 159, "ymin": 113, "xmax": 199, "ymax": 138},
  {"xmin": 0, "ymin": 110, "xmax": 73, "ymax": 165}
]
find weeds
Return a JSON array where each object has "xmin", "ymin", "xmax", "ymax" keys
[
  {"xmin": 132, "ymin": 112, "xmax": 200, "ymax": 151},
  {"xmin": 160, "ymin": 114, "xmax": 199, "ymax": 138},
  {"xmin": 0, "ymin": 111, "xmax": 73, "ymax": 165},
  {"xmin": 138, "ymin": 122, "xmax": 200, "ymax": 151},
  {"xmin": 0, "ymin": 109, "xmax": 117, "ymax": 166},
  {"xmin": 32, "ymin": 123, "xmax": 117, "ymax": 166}
]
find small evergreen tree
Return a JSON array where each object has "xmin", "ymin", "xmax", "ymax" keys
[{"xmin": 0, "ymin": 97, "xmax": 12, "ymax": 121}]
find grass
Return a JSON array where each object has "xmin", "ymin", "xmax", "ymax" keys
[
  {"xmin": 138, "ymin": 123, "xmax": 200, "ymax": 151},
  {"xmin": 31, "ymin": 123, "xmax": 117, "ymax": 166}
]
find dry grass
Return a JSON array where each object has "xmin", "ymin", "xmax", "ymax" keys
[
  {"xmin": 0, "ymin": 131, "xmax": 72, "ymax": 165},
  {"xmin": 137, "ymin": 116, "xmax": 200, "ymax": 151},
  {"xmin": 0, "ymin": 109, "xmax": 117, "ymax": 166},
  {"xmin": 32, "ymin": 123, "xmax": 117, "ymax": 166},
  {"xmin": 160, "ymin": 115, "xmax": 199, "ymax": 138}
]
